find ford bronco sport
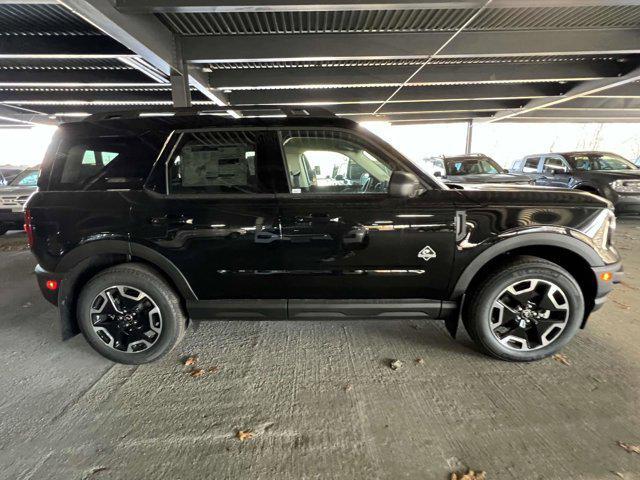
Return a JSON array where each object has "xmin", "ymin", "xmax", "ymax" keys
[{"xmin": 27, "ymin": 108, "xmax": 622, "ymax": 364}]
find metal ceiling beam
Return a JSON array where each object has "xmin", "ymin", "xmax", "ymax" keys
[
  {"xmin": 341, "ymin": 111, "xmax": 494, "ymax": 122},
  {"xmin": 184, "ymin": 29, "xmax": 640, "ymax": 63},
  {"xmin": 229, "ymin": 82, "xmax": 569, "ymax": 105},
  {"xmin": 0, "ymin": 88, "xmax": 176, "ymax": 102},
  {"xmin": 490, "ymin": 68, "xmax": 640, "ymax": 122},
  {"xmin": 0, "ymin": 35, "xmax": 130, "ymax": 58},
  {"xmin": 328, "ymin": 99, "xmax": 525, "ymax": 113},
  {"xmin": 211, "ymin": 61, "xmax": 623, "ymax": 89},
  {"xmin": 0, "ymin": 104, "xmax": 55, "ymax": 125},
  {"xmin": 115, "ymin": 0, "xmax": 640, "ymax": 13},
  {"xmin": 0, "ymin": 69, "xmax": 151, "ymax": 84},
  {"xmin": 59, "ymin": 0, "xmax": 229, "ymax": 106}
]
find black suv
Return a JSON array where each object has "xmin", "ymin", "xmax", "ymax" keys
[
  {"xmin": 422, "ymin": 154, "xmax": 533, "ymax": 187},
  {"xmin": 27, "ymin": 109, "xmax": 622, "ymax": 364},
  {"xmin": 512, "ymin": 151, "xmax": 640, "ymax": 215}
]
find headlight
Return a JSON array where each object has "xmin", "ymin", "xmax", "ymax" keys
[{"xmin": 610, "ymin": 179, "xmax": 640, "ymax": 193}]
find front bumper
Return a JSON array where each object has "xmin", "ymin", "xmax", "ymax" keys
[
  {"xmin": 611, "ymin": 193, "xmax": 640, "ymax": 216},
  {"xmin": 591, "ymin": 261, "xmax": 624, "ymax": 313}
]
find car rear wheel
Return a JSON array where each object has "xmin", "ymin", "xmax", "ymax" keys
[
  {"xmin": 0, "ymin": 225, "xmax": 9, "ymax": 236},
  {"xmin": 77, "ymin": 263, "xmax": 187, "ymax": 364},
  {"xmin": 463, "ymin": 256, "xmax": 584, "ymax": 362}
]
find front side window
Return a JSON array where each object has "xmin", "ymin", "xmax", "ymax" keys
[
  {"xmin": 168, "ymin": 130, "xmax": 276, "ymax": 195},
  {"xmin": 566, "ymin": 153, "xmax": 637, "ymax": 171},
  {"xmin": 280, "ymin": 129, "xmax": 395, "ymax": 194},
  {"xmin": 10, "ymin": 169, "xmax": 39, "ymax": 187}
]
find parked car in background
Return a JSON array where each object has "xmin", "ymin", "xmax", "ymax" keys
[
  {"xmin": 0, "ymin": 166, "xmax": 39, "ymax": 235},
  {"xmin": 512, "ymin": 151, "xmax": 640, "ymax": 216},
  {"xmin": 421, "ymin": 154, "xmax": 533, "ymax": 187},
  {"xmin": 26, "ymin": 111, "xmax": 621, "ymax": 365},
  {"xmin": 0, "ymin": 167, "xmax": 22, "ymax": 186}
]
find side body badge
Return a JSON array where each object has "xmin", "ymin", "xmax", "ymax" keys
[{"xmin": 418, "ymin": 245, "xmax": 437, "ymax": 262}]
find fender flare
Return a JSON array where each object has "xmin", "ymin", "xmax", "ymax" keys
[
  {"xmin": 57, "ymin": 239, "xmax": 198, "ymax": 301},
  {"xmin": 450, "ymin": 232, "xmax": 603, "ymax": 300}
]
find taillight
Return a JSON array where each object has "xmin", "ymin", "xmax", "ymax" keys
[{"xmin": 24, "ymin": 208, "xmax": 34, "ymax": 248}]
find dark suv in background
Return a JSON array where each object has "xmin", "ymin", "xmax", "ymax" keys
[
  {"xmin": 421, "ymin": 154, "xmax": 533, "ymax": 188},
  {"xmin": 27, "ymin": 108, "xmax": 621, "ymax": 364},
  {"xmin": 512, "ymin": 151, "xmax": 640, "ymax": 215}
]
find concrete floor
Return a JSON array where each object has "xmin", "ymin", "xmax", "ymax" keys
[{"xmin": 0, "ymin": 223, "xmax": 639, "ymax": 480}]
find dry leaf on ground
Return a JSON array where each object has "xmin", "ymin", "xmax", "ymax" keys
[
  {"xmin": 416, "ymin": 357, "xmax": 425, "ymax": 364},
  {"xmin": 344, "ymin": 383, "xmax": 353, "ymax": 392},
  {"xmin": 236, "ymin": 430, "xmax": 254, "ymax": 441},
  {"xmin": 618, "ymin": 441, "xmax": 640, "ymax": 454},
  {"xmin": 552, "ymin": 353, "xmax": 571, "ymax": 366},
  {"xmin": 183, "ymin": 355, "xmax": 198, "ymax": 366},
  {"xmin": 189, "ymin": 368, "xmax": 205, "ymax": 378},
  {"xmin": 82, "ymin": 467, "xmax": 109, "ymax": 479},
  {"xmin": 612, "ymin": 299, "xmax": 631, "ymax": 310},
  {"xmin": 208, "ymin": 366, "xmax": 220, "ymax": 374},
  {"xmin": 451, "ymin": 469, "xmax": 486, "ymax": 480},
  {"xmin": 389, "ymin": 359, "xmax": 403, "ymax": 370}
]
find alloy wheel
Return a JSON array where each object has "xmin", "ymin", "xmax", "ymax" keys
[
  {"xmin": 490, "ymin": 278, "xmax": 570, "ymax": 351},
  {"xmin": 90, "ymin": 286, "xmax": 162, "ymax": 353}
]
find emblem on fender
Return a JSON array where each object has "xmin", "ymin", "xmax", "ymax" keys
[{"xmin": 418, "ymin": 246, "xmax": 437, "ymax": 262}]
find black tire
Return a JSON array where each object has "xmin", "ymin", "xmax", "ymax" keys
[
  {"xmin": 0, "ymin": 225, "xmax": 9, "ymax": 236},
  {"xmin": 77, "ymin": 263, "xmax": 187, "ymax": 364},
  {"xmin": 462, "ymin": 256, "xmax": 584, "ymax": 362}
]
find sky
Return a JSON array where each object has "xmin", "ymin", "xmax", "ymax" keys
[{"xmin": 0, "ymin": 121, "xmax": 639, "ymax": 169}]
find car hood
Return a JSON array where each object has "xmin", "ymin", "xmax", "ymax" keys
[
  {"xmin": 573, "ymin": 170, "xmax": 640, "ymax": 182},
  {"xmin": 443, "ymin": 173, "xmax": 532, "ymax": 184},
  {"xmin": 453, "ymin": 185, "xmax": 611, "ymax": 210}
]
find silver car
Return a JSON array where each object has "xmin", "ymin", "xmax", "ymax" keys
[{"xmin": 0, "ymin": 167, "xmax": 39, "ymax": 235}]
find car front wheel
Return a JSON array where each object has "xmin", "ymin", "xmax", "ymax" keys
[
  {"xmin": 463, "ymin": 256, "xmax": 585, "ymax": 362},
  {"xmin": 77, "ymin": 263, "xmax": 187, "ymax": 364}
]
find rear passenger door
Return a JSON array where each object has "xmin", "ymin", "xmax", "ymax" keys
[
  {"xmin": 520, "ymin": 156, "xmax": 544, "ymax": 184},
  {"xmin": 132, "ymin": 128, "xmax": 289, "ymax": 302}
]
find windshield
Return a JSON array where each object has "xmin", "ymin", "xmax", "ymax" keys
[
  {"xmin": 9, "ymin": 169, "xmax": 39, "ymax": 187},
  {"xmin": 445, "ymin": 157, "xmax": 503, "ymax": 176},
  {"xmin": 565, "ymin": 153, "xmax": 637, "ymax": 171}
]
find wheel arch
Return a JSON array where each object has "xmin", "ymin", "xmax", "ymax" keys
[
  {"xmin": 56, "ymin": 240, "xmax": 197, "ymax": 340},
  {"xmin": 448, "ymin": 233, "xmax": 601, "ymax": 337}
]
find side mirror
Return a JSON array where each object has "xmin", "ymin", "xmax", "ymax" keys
[
  {"xmin": 433, "ymin": 171, "xmax": 442, "ymax": 178},
  {"xmin": 389, "ymin": 171, "xmax": 421, "ymax": 198}
]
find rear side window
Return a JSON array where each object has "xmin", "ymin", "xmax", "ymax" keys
[
  {"xmin": 51, "ymin": 137, "xmax": 159, "ymax": 191},
  {"xmin": 523, "ymin": 157, "xmax": 540, "ymax": 173},
  {"xmin": 167, "ymin": 129, "xmax": 279, "ymax": 195}
]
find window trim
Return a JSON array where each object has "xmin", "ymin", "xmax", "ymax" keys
[{"xmin": 276, "ymin": 126, "xmax": 423, "ymax": 198}]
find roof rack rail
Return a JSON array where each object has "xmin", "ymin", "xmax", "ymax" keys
[{"xmin": 86, "ymin": 105, "xmax": 336, "ymax": 122}]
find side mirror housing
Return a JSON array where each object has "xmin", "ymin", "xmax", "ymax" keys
[
  {"xmin": 389, "ymin": 171, "xmax": 421, "ymax": 198},
  {"xmin": 433, "ymin": 171, "xmax": 442, "ymax": 178}
]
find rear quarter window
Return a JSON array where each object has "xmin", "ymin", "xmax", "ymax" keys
[{"xmin": 48, "ymin": 136, "xmax": 161, "ymax": 191}]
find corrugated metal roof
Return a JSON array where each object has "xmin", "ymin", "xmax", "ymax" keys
[
  {"xmin": 206, "ymin": 55, "xmax": 630, "ymax": 70},
  {"xmin": 0, "ymin": 3, "xmax": 100, "ymax": 36},
  {"xmin": 0, "ymin": 58, "xmax": 134, "ymax": 71},
  {"xmin": 158, "ymin": 6, "xmax": 640, "ymax": 35}
]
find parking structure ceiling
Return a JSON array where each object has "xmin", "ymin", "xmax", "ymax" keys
[{"xmin": 1, "ymin": 0, "xmax": 640, "ymax": 127}]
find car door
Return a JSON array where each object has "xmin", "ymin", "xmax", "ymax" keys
[
  {"xmin": 540, "ymin": 156, "xmax": 572, "ymax": 188},
  {"xmin": 520, "ymin": 156, "xmax": 544, "ymax": 184},
  {"xmin": 131, "ymin": 128, "xmax": 288, "ymax": 305},
  {"xmin": 274, "ymin": 127, "xmax": 456, "ymax": 302}
]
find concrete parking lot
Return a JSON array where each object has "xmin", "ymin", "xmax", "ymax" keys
[{"xmin": 0, "ymin": 222, "xmax": 639, "ymax": 480}]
